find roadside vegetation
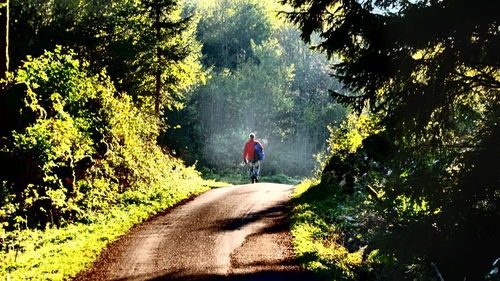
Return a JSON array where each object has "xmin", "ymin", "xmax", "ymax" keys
[
  {"xmin": 0, "ymin": 47, "xmax": 223, "ymax": 281},
  {"xmin": 202, "ymin": 169, "xmax": 299, "ymax": 185},
  {"xmin": 285, "ymin": 0, "xmax": 499, "ymax": 280},
  {"xmin": 290, "ymin": 179, "xmax": 374, "ymax": 280},
  {"xmin": 0, "ymin": 0, "xmax": 217, "ymax": 279},
  {"xmin": 0, "ymin": 0, "xmax": 497, "ymax": 280},
  {"xmin": 1, "ymin": 177, "xmax": 216, "ymax": 280},
  {"xmin": 289, "ymin": 115, "xmax": 383, "ymax": 280},
  {"xmin": 0, "ymin": 0, "xmax": 344, "ymax": 279}
]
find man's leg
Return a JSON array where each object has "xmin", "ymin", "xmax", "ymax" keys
[
  {"xmin": 254, "ymin": 161, "xmax": 260, "ymax": 182},
  {"xmin": 249, "ymin": 162, "xmax": 255, "ymax": 183}
]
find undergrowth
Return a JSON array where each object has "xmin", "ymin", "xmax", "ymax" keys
[
  {"xmin": 0, "ymin": 173, "xmax": 222, "ymax": 280},
  {"xmin": 290, "ymin": 179, "xmax": 382, "ymax": 280},
  {"xmin": 201, "ymin": 168, "xmax": 298, "ymax": 185},
  {"xmin": 0, "ymin": 48, "xmax": 226, "ymax": 280}
]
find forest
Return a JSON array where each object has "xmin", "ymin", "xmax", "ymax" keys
[{"xmin": 0, "ymin": 0, "xmax": 499, "ymax": 280}]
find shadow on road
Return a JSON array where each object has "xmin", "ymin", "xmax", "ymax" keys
[
  {"xmin": 218, "ymin": 206, "xmax": 286, "ymax": 231},
  {"xmin": 111, "ymin": 270, "xmax": 318, "ymax": 281}
]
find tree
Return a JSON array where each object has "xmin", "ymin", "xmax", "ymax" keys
[
  {"xmin": 191, "ymin": 40, "xmax": 299, "ymax": 172},
  {"xmin": 0, "ymin": 0, "xmax": 9, "ymax": 137},
  {"xmin": 160, "ymin": 0, "xmax": 347, "ymax": 176},
  {"xmin": 137, "ymin": 0, "xmax": 203, "ymax": 114},
  {"xmin": 195, "ymin": 0, "xmax": 272, "ymax": 70},
  {"xmin": 9, "ymin": 0, "xmax": 203, "ymax": 112},
  {"xmin": 274, "ymin": 26, "xmax": 346, "ymax": 148},
  {"xmin": 0, "ymin": 0, "xmax": 7, "ymax": 81},
  {"xmin": 283, "ymin": 0, "xmax": 500, "ymax": 279}
]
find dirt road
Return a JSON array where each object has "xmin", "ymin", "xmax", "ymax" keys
[{"xmin": 73, "ymin": 183, "xmax": 318, "ymax": 281}]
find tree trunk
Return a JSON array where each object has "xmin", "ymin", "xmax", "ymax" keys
[
  {"xmin": 0, "ymin": 0, "xmax": 8, "ymax": 82},
  {"xmin": 154, "ymin": 4, "xmax": 161, "ymax": 115}
]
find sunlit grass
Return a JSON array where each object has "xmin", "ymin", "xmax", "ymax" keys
[
  {"xmin": 290, "ymin": 180, "xmax": 375, "ymax": 280},
  {"xmin": 0, "ymin": 178, "xmax": 224, "ymax": 281},
  {"xmin": 201, "ymin": 169, "xmax": 299, "ymax": 185}
]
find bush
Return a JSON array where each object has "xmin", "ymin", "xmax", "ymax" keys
[
  {"xmin": 290, "ymin": 179, "xmax": 379, "ymax": 281},
  {"xmin": 0, "ymin": 46, "xmax": 221, "ymax": 281},
  {"xmin": 0, "ymin": 46, "xmax": 202, "ymax": 229}
]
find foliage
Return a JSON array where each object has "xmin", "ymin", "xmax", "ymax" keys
[
  {"xmin": 284, "ymin": 0, "xmax": 500, "ymax": 279},
  {"xmin": 290, "ymin": 179, "xmax": 380, "ymax": 280},
  {"xmin": 0, "ymin": 47, "xmax": 201, "ymax": 237},
  {"xmin": 327, "ymin": 113, "xmax": 382, "ymax": 158},
  {"xmin": 163, "ymin": 1, "xmax": 347, "ymax": 177},
  {"xmin": 0, "ymin": 46, "xmax": 225, "ymax": 280},
  {"xmin": 167, "ymin": 38, "xmax": 345, "ymax": 175},
  {"xmin": 194, "ymin": 0, "xmax": 273, "ymax": 70},
  {"xmin": 320, "ymin": 114, "xmax": 384, "ymax": 195},
  {"xmin": 9, "ymin": 0, "xmax": 204, "ymax": 111}
]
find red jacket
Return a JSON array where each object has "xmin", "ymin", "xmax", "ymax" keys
[{"xmin": 243, "ymin": 139, "xmax": 264, "ymax": 161}]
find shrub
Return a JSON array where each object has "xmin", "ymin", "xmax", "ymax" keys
[
  {"xmin": 0, "ymin": 46, "xmax": 199, "ymax": 229},
  {"xmin": 0, "ymin": 46, "xmax": 221, "ymax": 281}
]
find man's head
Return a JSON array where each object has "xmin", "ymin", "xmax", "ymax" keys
[{"xmin": 249, "ymin": 133, "xmax": 255, "ymax": 139}]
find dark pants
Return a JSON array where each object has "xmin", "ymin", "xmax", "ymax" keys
[{"xmin": 249, "ymin": 159, "xmax": 260, "ymax": 180}]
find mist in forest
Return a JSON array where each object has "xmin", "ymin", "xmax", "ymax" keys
[{"xmin": 164, "ymin": 0, "xmax": 347, "ymax": 177}]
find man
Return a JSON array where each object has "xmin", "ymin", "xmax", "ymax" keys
[{"xmin": 243, "ymin": 133, "xmax": 264, "ymax": 183}]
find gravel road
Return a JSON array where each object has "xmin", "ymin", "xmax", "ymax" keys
[{"xmin": 73, "ymin": 183, "xmax": 318, "ymax": 281}]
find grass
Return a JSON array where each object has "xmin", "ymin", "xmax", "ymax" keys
[
  {"xmin": 289, "ymin": 179, "xmax": 377, "ymax": 280},
  {"xmin": 1, "ymin": 171, "xmax": 375, "ymax": 280},
  {"xmin": 0, "ymin": 177, "xmax": 226, "ymax": 281},
  {"xmin": 201, "ymin": 166, "xmax": 300, "ymax": 185},
  {"xmin": 260, "ymin": 173, "xmax": 300, "ymax": 184}
]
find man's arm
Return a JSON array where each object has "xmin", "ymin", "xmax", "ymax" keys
[
  {"xmin": 256, "ymin": 141, "xmax": 264, "ymax": 150},
  {"xmin": 243, "ymin": 142, "xmax": 248, "ymax": 161}
]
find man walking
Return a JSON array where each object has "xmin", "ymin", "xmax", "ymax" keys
[{"xmin": 243, "ymin": 133, "xmax": 264, "ymax": 183}]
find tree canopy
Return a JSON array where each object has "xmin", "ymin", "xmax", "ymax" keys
[
  {"xmin": 162, "ymin": 0, "xmax": 347, "ymax": 176},
  {"xmin": 9, "ymin": 0, "xmax": 203, "ymax": 112},
  {"xmin": 283, "ymin": 0, "xmax": 499, "ymax": 279}
]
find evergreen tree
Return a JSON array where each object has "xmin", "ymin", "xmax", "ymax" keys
[
  {"xmin": 283, "ymin": 0, "xmax": 500, "ymax": 279},
  {"xmin": 138, "ymin": 0, "xmax": 202, "ymax": 113},
  {"xmin": 8, "ymin": 0, "xmax": 203, "ymax": 112}
]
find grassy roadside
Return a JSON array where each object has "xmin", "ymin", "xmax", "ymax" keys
[
  {"xmin": 0, "ymin": 177, "xmax": 226, "ymax": 281},
  {"xmin": 201, "ymin": 168, "xmax": 300, "ymax": 185},
  {"xmin": 0, "ymin": 49, "xmax": 230, "ymax": 281},
  {"xmin": 289, "ymin": 179, "xmax": 378, "ymax": 280}
]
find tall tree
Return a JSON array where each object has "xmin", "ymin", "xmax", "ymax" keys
[
  {"xmin": 283, "ymin": 0, "xmax": 500, "ymax": 279},
  {"xmin": 0, "ymin": 0, "xmax": 7, "ymax": 81},
  {"xmin": 9, "ymin": 0, "xmax": 203, "ymax": 112},
  {"xmin": 141, "ymin": 0, "xmax": 198, "ymax": 114}
]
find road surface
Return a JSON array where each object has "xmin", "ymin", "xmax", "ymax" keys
[{"xmin": 73, "ymin": 183, "xmax": 318, "ymax": 281}]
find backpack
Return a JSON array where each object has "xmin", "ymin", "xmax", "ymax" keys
[{"xmin": 254, "ymin": 144, "xmax": 265, "ymax": 161}]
